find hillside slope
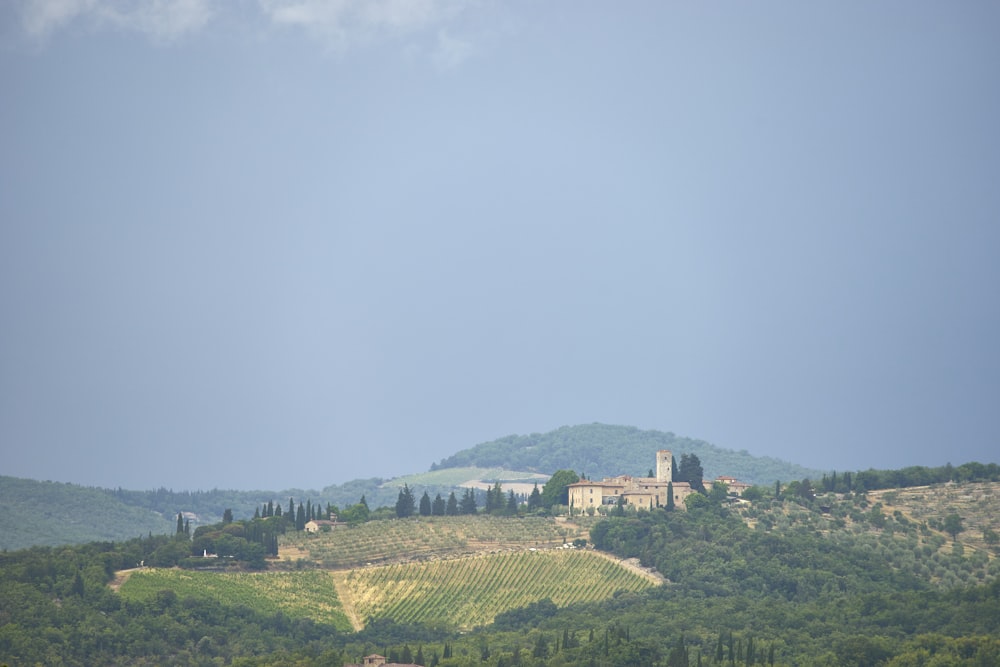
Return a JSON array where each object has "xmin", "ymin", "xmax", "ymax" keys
[
  {"xmin": 433, "ymin": 423, "xmax": 822, "ymax": 485},
  {"xmin": 0, "ymin": 476, "xmax": 173, "ymax": 550}
]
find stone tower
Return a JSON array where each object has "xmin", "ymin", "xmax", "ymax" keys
[{"xmin": 656, "ymin": 450, "xmax": 673, "ymax": 482}]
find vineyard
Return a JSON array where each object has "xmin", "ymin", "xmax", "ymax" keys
[
  {"xmin": 338, "ymin": 548, "xmax": 655, "ymax": 630},
  {"xmin": 279, "ymin": 515, "xmax": 597, "ymax": 568},
  {"xmin": 118, "ymin": 569, "xmax": 353, "ymax": 631},
  {"xmin": 117, "ymin": 547, "xmax": 653, "ymax": 633}
]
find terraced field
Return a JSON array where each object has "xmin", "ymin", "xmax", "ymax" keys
[
  {"xmin": 869, "ymin": 481, "xmax": 1000, "ymax": 555},
  {"xmin": 279, "ymin": 515, "xmax": 596, "ymax": 568}
]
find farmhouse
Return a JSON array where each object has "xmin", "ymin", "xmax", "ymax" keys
[
  {"xmin": 567, "ymin": 450, "xmax": 696, "ymax": 512},
  {"xmin": 714, "ymin": 475, "xmax": 752, "ymax": 497},
  {"xmin": 304, "ymin": 513, "xmax": 347, "ymax": 533}
]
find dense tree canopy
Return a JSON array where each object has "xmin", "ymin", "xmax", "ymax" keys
[{"xmin": 541, "ymin": 469, "xmax": 580, "ymax": 509}]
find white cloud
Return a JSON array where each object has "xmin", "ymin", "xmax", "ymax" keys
[
  {"xmin": 259, "ymin": 0, "xmax": 474, "ymax": 54},
  {"xmin": 16, "ymin": 0, "xmax": 483, "ymax": 65},
  {"xmin": 18, "ymin": 0, "xmax": 213, "ymax": 41},
  {"xmin": 432, "ymin": 28, "xmax": 472, "ymax": 70},
  {"xmin": 20, "ymin": 0, "xmax": 96, "ymax": 37}
]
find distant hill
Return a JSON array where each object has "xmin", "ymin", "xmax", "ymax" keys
[
  {"xmin": 0, "ymin": 476, "xmax": 173, "ymax": 551},
  {"xmin": 432, "ymin": 423, "xmax": 823, "ymax": 486}
]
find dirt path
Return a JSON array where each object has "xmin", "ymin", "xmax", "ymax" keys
[
  {"xmin": 330, "ymin": 571, "xmax": 363, "ymax": 632},
  {"xmin": 587, "ymin": 549, "xmax": 666, "ymax": 585},
  {"xmin": 109, "ymin": 567, "xmax": 144, "ymax": 592}
]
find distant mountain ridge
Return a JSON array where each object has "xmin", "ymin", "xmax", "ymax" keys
[{"xmin": 432, "ymin": 423, "xmax": 823, "ymax": 486}]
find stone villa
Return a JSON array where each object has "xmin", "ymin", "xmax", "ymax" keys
[{"xmin": 567, "ymin": 450, "xmax": 747, "ymax": 513}]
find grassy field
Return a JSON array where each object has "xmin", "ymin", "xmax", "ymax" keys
[{"xmin": 118, "ymin": 569, "xmax": 353, "ymax": 631}]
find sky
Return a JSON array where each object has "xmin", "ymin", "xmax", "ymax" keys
[{"xmin": 1, "ymin": 1, "xmax": 998, "ymax": 492}]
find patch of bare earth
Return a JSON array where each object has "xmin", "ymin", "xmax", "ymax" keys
[{"xmin": 109, "ymin": 568, "xmax": 141, "ymax": 592}]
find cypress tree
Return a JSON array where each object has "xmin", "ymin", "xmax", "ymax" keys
[
  {"xmin": 446, "ymin": 492, "xmax": 458, "ymax": 516},
  {"xmin": 296, "ymin": 503, "xmax": 306, "ymax": 530},
  {"xmin": 396, "ymin": 484, "xmax": 415, "ymax": 518},
  {"xmin": 667, "ymin": 482, "xmax": 675, "ymax": 511},
  {"xmin": 176, "ymin": 513, "xmax": 184, "ymax": 535},
  {"xmin": 528, "ymin": 484, "xmax": 542, "ymax": 511},
  {"xmin": 666, "ymin": 633, "xmax": 687, "ymax": 667},
  {"xmin": 491, "ymin": 482, "xmax": 503, "ymax": 512},
  {"xmin": 419, "ymin": 491, "xmax": 432, "ymax": 516},
  {"xmin": 432, "ymin": 493, "xmax": 446, "ymax": 516},
  {"xmin": 460, "ymin": 488, "xmax": 478, "ymax": 514}
]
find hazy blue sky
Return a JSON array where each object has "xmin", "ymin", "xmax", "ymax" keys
[{"xmin": 2, "ymin": 1, "xmax": 998, "ymax": 491}]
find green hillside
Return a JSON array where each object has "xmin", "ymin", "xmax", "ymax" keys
[
  {"xmin": 433, "ymin": 423, "xmax": 822, "ymax": 485},
  {"xmin": 2, "ymin": 477, "xmax": 1000, "ymax": 664},
  {"xmin": 118, "ymin": 569, "xmax": 353, "ymax": 631},
  {"xmin": 0, "ymin": 476, "xmax": 174, "ymax": 551}
]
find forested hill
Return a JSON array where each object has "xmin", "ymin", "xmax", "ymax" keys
[{"xmin": 432, "ymin": 423, "xmax": 822, "ymax": 486}]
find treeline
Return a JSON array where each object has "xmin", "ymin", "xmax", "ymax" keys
[
  {"xmin": 775, "ymin": 461, "xmax": 1000, "ymax": 498},
  {"xmin": 395, "ymin": 483, "xmax": 546, "ymax": 518}
]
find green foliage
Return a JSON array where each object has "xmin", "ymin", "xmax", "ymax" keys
[
  {"xmin": 944, "ymin": 513, "xmax": 964, "ymax": 541},
  {"xmin": 459, "ymin": 488, "xmax": 478, "ymax": 514},
  {"xmin": 119, "ymin": 569, "xmax": 352, "ymax": 630},
  {"xmin": 0, "ymin": 476, "xmax": 173, "ymax": 550},
  {"xmin": 542, "ymin": 469, "xmax": 580, "ymax": 509},
  {"xmin": 396, "ymin": 484, "xmax": 416, "ymax": 518},
  {"xmin": 679, "ymin": 453, "xmax": 706, "ymax": 492}
]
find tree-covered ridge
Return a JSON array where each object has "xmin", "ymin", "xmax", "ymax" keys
[
  {"xmin": 431, "ymin": 423, "xmax": 823, "ymax": 486},
  {"xmin": 0, "ymin": 476, "xmax": 174, "ymax": 551}
]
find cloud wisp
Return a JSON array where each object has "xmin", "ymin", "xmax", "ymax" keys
[
  {"xmin": 16, "ymin": 0, "xmax": 481, "ymax": 65},
  {"xmin": 19, "ymin": 0, "xmax": 214, "ymax": 41}
]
